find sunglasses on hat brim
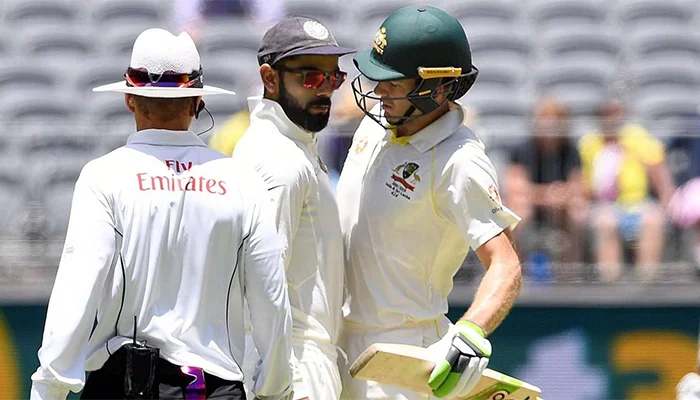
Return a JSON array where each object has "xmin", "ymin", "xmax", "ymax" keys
[
  {"xmin": 276, "ymin": 66, "xmax": 347, "ymax": 90},
  {"xmin": 125, "ymin": 67, "xmax": 204, "ymax": 88}
]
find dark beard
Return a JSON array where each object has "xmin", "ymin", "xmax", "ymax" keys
[{"xmin": 278, "ymin": 80, "xmax": 331, "ymax": 133}]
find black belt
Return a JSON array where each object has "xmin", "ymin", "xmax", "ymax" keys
[{"xmin": 101, "ymin": 347, "xmax": 239, "ymax": 391}]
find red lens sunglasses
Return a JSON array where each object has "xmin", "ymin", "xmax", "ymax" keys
[
  {"xmin": 125, "ymin": 67, "xmax": 204, "ymax": 88},
  {"xmin": 276, "ymin": 66, "xmax": 347, "ymax": 90}
]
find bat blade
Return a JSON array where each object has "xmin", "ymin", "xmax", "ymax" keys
[{"xmin": 349, "ymin": 343, "xmax": 543, "ymax": 400}]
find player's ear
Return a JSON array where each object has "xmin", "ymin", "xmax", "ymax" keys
[
  {"xmin": 260, "ymin": 63, "xmax": 279, "ymax": 98},
  {"xmin": 125, "ymin": 94, "xmax": 136, "ymax": 114},
  {"xmin": 192, "ymin": 96, "xmax": 203, "ymax": 118}
]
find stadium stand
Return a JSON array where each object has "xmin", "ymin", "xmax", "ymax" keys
[
  {"xmin": 3, "ymin": 0, "xmax": 79, "ymax": 30},
  {"xmin": 528, "ymin": 0, "xmax": 610, "ymax": 31},
  {"xmin": 0, "ymin": 166, "xmax": 30, "ymax": 238},
  {"xmin": 98, "ymin": 23, "xmax": 167, "ymax": 57},
  {"xmin": 539, "ymin": 25, "xmax": 621, "ymax": 62},
  {"xmin": 535, "ymin": 58, "xmax": 617, "ymax": 115},
  {"xmin": 283, "ymin": 0, "xmax": 341, "ymax": 23},
  {"xmin": 21, "ymin": 25, "xmax": 95, "ymax": 58},
  {"xmin": 615, "ymin": 0, "xmax": 697, "ymax": 31},
  {"xmin": 446, "ymin": 0, "xmax": 521, "ymax": 27},
  {"xmin": 90, "ymin": 0, "xmax": 165, "ymax": 26},
  {"xmin": 0, "ymin": 63, "xmax": 58, "ymax": 94}
]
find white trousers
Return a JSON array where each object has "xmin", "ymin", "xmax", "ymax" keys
[
  {"xmin": 243, "ymin": 333, "xmax": 342, "ymax": 400},
  {"xmin": 338, "ymin": 317, "xmax": 451, "ymax": 400}
]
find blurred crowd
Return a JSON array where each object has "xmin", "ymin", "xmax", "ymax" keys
[{"xmin": 499, "ymin": 95, "xmax": 699, "ymax": 283}]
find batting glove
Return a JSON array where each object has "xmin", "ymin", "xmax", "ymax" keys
[{"xmin": 427, "ymin": 321, "xmax": 492, "ymax": 398}]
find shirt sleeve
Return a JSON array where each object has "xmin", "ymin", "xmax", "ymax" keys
[
  {"xmin": 243, "ymin": 184, "xmax": 294, "ymax": 399},
  {"xmin": 30, "ymin": 163, "xmax": 117, "ymax": 400},
  {"xmin": 435, "ymin": 147, "xmax": 521, "ymax": 251}
]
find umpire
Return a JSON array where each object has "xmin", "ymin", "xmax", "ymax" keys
[{"xmin": 30, "ymin": 29, "xmax": 294, "ymax": 400}]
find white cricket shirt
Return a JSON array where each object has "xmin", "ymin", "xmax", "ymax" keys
[
  {"xmin": 234, "ymin": 97, "xmax": 344, "ymax": 345},
  {"xmin": 336, "ymin": 103, "xmax": 520, "ymax": 329},
  {"xmin": 30, "ymin": 130, "xmax": 293, "ymax": 400}
]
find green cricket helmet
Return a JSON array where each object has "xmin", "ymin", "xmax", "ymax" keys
[{"xmin": 352, "ymin": 5, "xmax": 479, "ymax": 127}]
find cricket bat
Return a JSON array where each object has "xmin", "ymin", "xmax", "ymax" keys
[{"xmin": 349, "ymin": 343, "xmax": 543, "ymax": 400}]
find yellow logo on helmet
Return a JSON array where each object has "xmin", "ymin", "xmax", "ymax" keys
[{"xmin": 373, "ymin": 27, "xmax": 387, "ymax": 55}]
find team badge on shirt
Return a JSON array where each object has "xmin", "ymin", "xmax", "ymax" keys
[
  {"xmin": 488, "ymin": 184, "xmax": 501, "ymax": 203},
  {"xmin": 488, "ymin": 184, "xmax": 504, "ymax": 213},
  {"xmin": 386, "ymin": 161, "xmax": 421, "ymax": 199},
  {"xmin": 354, "ymin": 137, "xmax": 369, "ymax": 154}
]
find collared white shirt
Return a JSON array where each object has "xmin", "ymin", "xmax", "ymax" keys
[
  {"xmin": 30, "ymin": 129, "xmax": 293, "ymax": 400},
  {"xmin": 234, "ymin": 97, "xmax": 344, "ymax": 345},
  {"xmin": 336, "ymin": 103, "xmax": 520, "ymax": 329}
]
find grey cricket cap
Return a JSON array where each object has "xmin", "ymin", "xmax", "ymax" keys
[{"xmin": 257, "ymin": 16, "xmax": 355, "ymax": 66}]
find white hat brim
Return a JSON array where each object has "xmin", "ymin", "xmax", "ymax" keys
[{"xmin": 92, "ymin": 81, "xmax": 236, "ymax": 98}]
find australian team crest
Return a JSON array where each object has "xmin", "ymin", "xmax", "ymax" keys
[
  {"xmin": 373, "ymin": 27, "xmax": 387, "ymax": 55},
  {"xmin": 391, "ymin": 162, "xmax": 421, "ymax": 191},
  {"xmin": 488, "ymin": 184, "xmax": 501, "ymax": 204},
  {"xmin": 488, "ymin": 184, "xmax": 504, "ymax": 213},
  {"xmin": 354, "ymin": 137, "xmax": 369, "ymax": 154}
]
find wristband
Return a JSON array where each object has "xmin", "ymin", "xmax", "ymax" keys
[{"xmin": 456, "ymin": 320, "xmax": 487, "ymax": 338}]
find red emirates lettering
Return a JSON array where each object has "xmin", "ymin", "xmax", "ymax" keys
[
  {"xmin": 137, "ymin": 173, "xmax": 150, "ymax": 191},
  {"xmin": 165, "ymin": 159, "xmax": 194, "ymax": 173},
  {"xmin": 136, "ymin": 172, "xmax": 227, "ymax": 195}
]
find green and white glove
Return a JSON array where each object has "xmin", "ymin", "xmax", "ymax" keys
[{"xmin": 427, "ymin": 321, "xmax": 492, "ymax": 398}]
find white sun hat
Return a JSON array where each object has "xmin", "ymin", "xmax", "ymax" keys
[{"xmin": 93, "ymin": 28, "xmax": 235, "ymax": 98}]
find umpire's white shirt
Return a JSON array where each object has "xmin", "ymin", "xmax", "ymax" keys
[
  {"xmin": 30, "ymin": 129, "xmax": 293, "ymax": 400},
  {"xmin": 234, "ymin": 97, "xmax": 344, "ymax": 344},
  {"xmin": 336, "ymin": 103, "xmax": 520, "ymax": 329}
]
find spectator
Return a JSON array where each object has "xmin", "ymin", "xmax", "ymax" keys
[
  {"xmin": 233, "ymin": 16, "xmax": 354, "ymax": 399},
  {"xmin": 668, "ymin": 111, "xmax": 700, "ymax": 271},
  {"xmin": 578, "ymin": 99, "xmax": 675, "ymax": 282},
  {"xmin": 174, "ymin": 0, "xmax": 285, "ymax": 41},
  {"xmin": 208, "ymin": 109, "xmax": 251, "ymax": 156},
  {"xmin": 504, "ymin": 96, "xmax": 586, "ymax": 281}
]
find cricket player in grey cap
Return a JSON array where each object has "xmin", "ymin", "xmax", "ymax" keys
[{"xmin": 233, "ymin": 15, "xmax": 354, "ymax": 400}]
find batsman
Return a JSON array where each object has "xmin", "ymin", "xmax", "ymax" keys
[{"xmin": 336, "ymin": 6, "xmax": 523, "ymax": 399}]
